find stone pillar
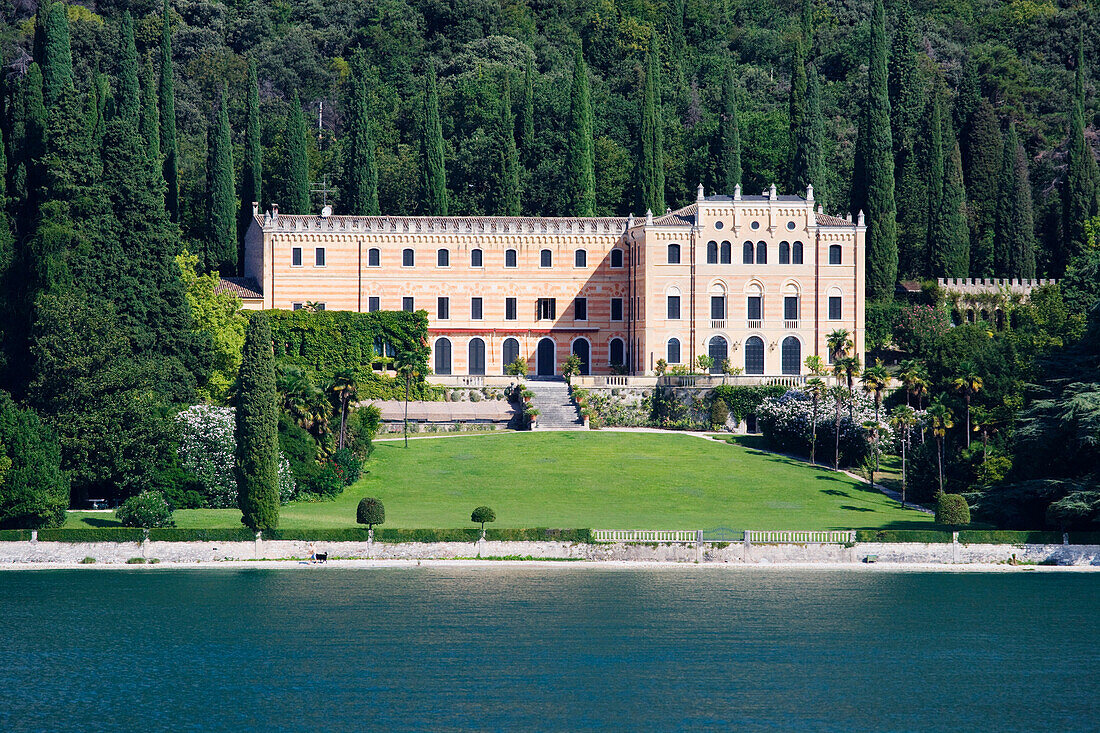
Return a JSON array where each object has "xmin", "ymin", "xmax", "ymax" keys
[
  {"xmin": 952, "ymin": 531, "xmax": 959, "ymax": 563},
  {"xmin": 255, "ymin": 531, "xmax": 263, "ymax": 560}
]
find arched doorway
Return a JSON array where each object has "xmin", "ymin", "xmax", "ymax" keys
[
  {"xmin": 434, "ymin": 338, "xmax": 452, "ymax": 375},
  {"xmin": 537, "ymin": 338, "xmax": 555, "ymax": 376},
  {"xmin": 744, "ymin": 336, "xmax": 764, "ymax": 375},
  {"xmin": 781, "ymin": 336, "xmax": 801, "ymax": 375},
  {"xmin": 502, "ymin": 338, "xmax": 519, "ymax": 374},
  {"xmin": 708, "ymin": 336, "xmax": 727, "ymax": 374},
  {"xmin": 571, "ymin": 339, "xmax": 590, "ymax": 375},
  {"xmin": 608, "ymin": 338, "xmax": 625, "ymax": 370},
  {"xmin": 468, "ymin": 338, "xmax": 486, "ymax": 376}
]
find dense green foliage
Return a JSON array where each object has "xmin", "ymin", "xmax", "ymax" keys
[
  {"xmin": 356, "ymin": 497, "xmax": 385, "ymax": 528},
  {"xmin": 861, "ymin": 0, "xmax": 897, "ymax": 301},
  {"xmin": 710, "ymin": 385, "xmax": 787, "ymax": 422},
  {"xmin": 0, "ymin": 391, "xmax": 68, "ymax": 529},
  {"xmin": 935, "ymin": 493, "xmax": 970, "ymax": 526},
  {"xmin": 236, "ymin": 312, "xmax": 279, "ymax": 531},
  {"xmin": 115, "ymin": 490, "xmax": 175, "ymax": 528}
]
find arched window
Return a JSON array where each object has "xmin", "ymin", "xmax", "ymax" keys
[
  {"xmin": 743, "ymin": 242, "xmax": 754, "ymax": 264},
  {"xmin": 505, "ymin": 249, "xmax": 518, "ymax": 268},
  {"xmin": 502, "ymin": 338, "xmax": 520, "ymax": 373},
  {"xmin": 667, "ymin": 338, "xmax": 681, "ymax": 364},
  {"xmin": 744, "ymin": 336, "xmax": 765, "ymax": 375},
  {"xmin": 720, "ymin": 241, "xmax": 732, "ymax": 264},
  {"xmin": 707, "ymin": 241, "xmax": 718, "ymax": 264},
  {"xmin": 667, "ymin": 243, "xmax": 681, "ymax": 264},
  {"xmin": 756, "ymin": 241, "xmax": 767, "ymax": 264},
  {"xmin": 792, "ymin": 241, "xmax": 804, "ymax": 264},
  {"xmin": 710, "ymin": 282, "xmax": 727, "ymax": 320},
  {"xmin": 471, "ymin": 249, "xmax": 483, "ymax": 267},
  {"xmin": 437, "ymin": 248, "xmax": 450, "ymax": 267},
  {"xmin": 781, "ymin": 337, "xmax": 801, "ymax": 375},
  {"xmin": 571, "ymin": 339, "xmax": 590, "ymax": 375},
  {"xmin": 368, "ymin": 248, "xmax": 380, "ymax": 267},
  {"xmin": 402, "ymin": 248, "xmax": 415, "ymax": 267},
  {"xmin": 434, "ymin": 338, "xmax": 452, "ymax": 375},
  {"xmin": 575, "ymin": 249, "xmax": 587, "ymax": 267},
  {"xmin": 829, "ymin": 244, "xmax": 842, "ymax": 264},
  {"xmin": 708, "ymin": 336, "xmax": 727, "ymax": 374},
  {"xmin": 468, "ymin": 338, "xmax": 486, "ymax": 376},
  {"xmin": 609, "ymin": 338, "xmax": 625, "ymax": 367},
  {"xmin": 540, "ymin": 249, "xmax": 552, "ymax": 267},
  {"xmin": 779, "ymin": 241, "xmax": 790, "ymax": 264},
  {"xmin": 610, "ymin": 249, "xmax": 624, "ymax": 268}
]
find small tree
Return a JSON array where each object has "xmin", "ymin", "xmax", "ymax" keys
[
  {"xmin": 889, "ymin": 405, "xmax": 917, "ymax": 508},
  {"xmin": 561, "ymin": 353, "xmax": 582, "ymax": 382},
  {"xmin": 696, "ymin": 354, "xmax": 714, "ymax": 374},
  {"xmin": 655, "ymin": 358, "xmax": 667, "ymax": 376},
  {"xmin": 927, "ymin": 400, "xmax": 954, "ymax": 496},
  {"xmin": 805, "ymin": 377, "xmax": 827, "ymax": 465},
  {"xmin": 356, "ymin": 497, "xmax": 385, "ymax": 537},
  {"xmin": 505, "ymin": 357, "xmax": 528, "ymax": 377},
  {"xmin": 116, "ymin": 491, "xmax": 174, "ymax": 528},
  {"xmin": 471, "ymin": 505, "xmax": 496, "ymax": 534},
  {"xmin": 935, "ymin": 493, "xmax": 970, "ymax": 526},
  {"xmin": 709, "ymin": 398, "xmax": 730, "ymax": 430}
]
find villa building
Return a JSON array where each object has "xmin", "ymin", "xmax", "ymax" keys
[{"xmin": 238, "ymin": 184, "xmax": 866, "ymax": 377}]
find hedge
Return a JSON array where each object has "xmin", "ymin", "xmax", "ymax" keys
[
  {"xmin": 710, "ymin": 385, "xmax": 788, "ymax": 422},
  {"xmin": 1069, "ymin": 532, "xmax": 1100, "ymax": 545},
  {"xmin": 147, "ymin": 528, "xmax": 258, "ymax": 542},
  {"xmin": 854, "ymin": 529, "xmax": 954, "ymax": 543},
  {"xmin": 958, "ymin": 530, "xmax": 1063, "ymax": 545},
  {"xmin": 264, "ymin": 528, "xmax": 593, "ymax": 543},
  {"xmin": 37, "ymin": 528, "xmax": 146, "ymax": 543},
  {"xmin": 0, "ymin": 529, "xmax": 32, "ymax": 541}
]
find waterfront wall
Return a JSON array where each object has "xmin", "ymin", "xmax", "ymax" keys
[{"xmin": 2, "ymin": 539, "xmax": 1100, "ymax": 565}]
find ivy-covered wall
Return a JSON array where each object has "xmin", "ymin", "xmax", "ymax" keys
[{"xmin": 710, "ymin": 385, "xmax": 789, "ymax": 422}]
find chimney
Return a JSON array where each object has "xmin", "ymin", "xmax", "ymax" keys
[
  {"xmin": 768, "ymin": 183, "xmax": 777, "ymax": 200},
  {"xmin": 733, "ymin": 183, "xmax": 742, "ymax": 201},
  {"xmin": 271, "ymin": 203, "xmax": 279, "ymax": 220},
  {"xmin": 645, "ymin": 208, "xmax": 654, "ymax": 225},
  {"xmin": 627, "ymin": 213, "xmax": 635, "ymax": 228},
  {"xmin": 805, "ymin": 184, "xmax": 814, "ymax": 202},
  {"xmin": 252, "ymin": 201, "xmax": 259, "ymax": 217},
  {"xmin": 696, "ymin": 182, "xmax": 705, "ymax": 201}
]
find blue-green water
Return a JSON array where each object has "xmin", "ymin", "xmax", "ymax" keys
[{"xmin": 1, "ymin": 566, "xmax": 1098, "ymax": 732}]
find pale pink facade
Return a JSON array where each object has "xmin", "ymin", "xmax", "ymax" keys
[{"xmin": 242, "ymin": 187, "xmax": 865, "ymax": 376}]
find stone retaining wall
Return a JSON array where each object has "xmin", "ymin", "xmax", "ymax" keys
[{"xmin": 2, "ymin": 540, "xmax": 1100, "ymax": 565}]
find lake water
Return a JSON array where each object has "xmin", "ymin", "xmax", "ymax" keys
[{"xmin": 1, "ymin": 566, "xmax": 1097, "ymax": 731}]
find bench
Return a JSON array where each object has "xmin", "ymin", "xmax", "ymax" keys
[{"xmin": 88, "ymin": 499, "xmax": 108, "ymax": 510}]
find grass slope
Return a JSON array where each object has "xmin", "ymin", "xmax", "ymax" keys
[{"xmin": 67, "ymin": 432, "xmax": 931, "ymax": 531}]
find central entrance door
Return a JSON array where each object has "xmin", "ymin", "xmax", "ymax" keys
[
  {"xmin": 571, "ymin": 340, "xmax": 590, "ymax": 376},
  {"xmin": 537, "ymin": 338, "xmax": 555, "ymax": 376}
]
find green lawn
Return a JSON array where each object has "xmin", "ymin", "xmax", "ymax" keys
[{"xmin": 66, "ymin": 431, "xmax": 933, "ymax": 531}]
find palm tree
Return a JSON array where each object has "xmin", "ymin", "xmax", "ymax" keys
[
  {"xmin": 277, "ymin": 365, "xmax": 329, "ymax": 438},
  {"xmin": 860, "ymin": 361, "xmax": 890, "ymax": 474},
  {"xmin": 330, "ymin": 368, "xmax": 359, "ymax": 449},
  {"xmin": 834, "ymin": 355, "xmax": 862, "ymax": 419},
  {"xmin": 826, "ymin": 329, "xmax": 852, "ymax": 362},
  {"xmin": 805, "ymin": 377, "xmax": 827, "ymax": 465},
  {"xmin": 889, "ymin": 405, "xmax": 916, "ymax": 508},
  {"xmin": 394, "ymin": 344, "xmax": 429, "ymax": 448},
  {"xmin": 897, "ymin": 359, "xmax": 926, "ymax": 407},
  {"xmin": 951, "ymin": 365, "xmax": 983, "ymax": 447},
  {"xmin": 927, "ymin": 400, "xmax": 954, "ymax": 496},
  {"xmin": 830, "ymin": 384, "xmax": 846, "ymax": 471}
]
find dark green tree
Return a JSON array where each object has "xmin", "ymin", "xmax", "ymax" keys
[
  {"xmin": 285, "ymin": 90, "xmax": 311, "ymax": 214},
  {"xmin": 850, "ymin": 96, "xmax": 869, "ymax": 222},
  {"xmin": 994, "ymin": 122, "xmax": 1036, "ymax": 277},
  {"xmin": 895, "ymin": 98, "xmax": 928, "ymax": 277},
  {"xmin": 954, "ymin": 57, "xmax": 981, "ymax": 166},
  {"xmin": 16, "ymin": 65, "xmax": 47, "ymax": 237},
  {"xmin": 239, "ymin": 58, "xmax": 262, "ymax": 248},
  {"xmin": 206, "ymin": 86, "xmax": 236, "ymax": 275},
  {"xmin": 139, "ymin": 61, "xmax": 161, "ymax": 162},
  {"xmin": 921, "ymin": 90, "xmax": 945, "ymax": 268},
  {"xmin": 159, "ymin": 0, "xmax": 179, "ymax": 222},
  {"xmin": 888, "ymin": 2, "xmax": 922, "ymax": 161},
  {"xmin": 117, "ymin": 12, "xmax": 140, "ymax": 127},
  {"xmin": 567, "ymin": 48, "xmax": 596, "ymax": 216},
  {"xmin": 339, "ymin": 61, "xmax": 379, "ymax": 216},
  {"xmin": 41, "ymin": 0, "xmax": 73, "ymax": 107},
  {"xmin": 517, "ymin": 55, "xmax": 536, "ymax": 162},
  {"xmin": 639, "ymin": 38, "xmax": 665, "ymax": 214},
  {"xmin": 420, "ymin": 62, "xmax": 448, "ymax": 215},
  {"xmin": 791, "ymin": 62, "xmax": 825, "ymax": 203},
  {"xmin": 787, "ymin": 40, "xmax": 807, "ymax": 193},
  {"xmin": 236, "ymin": 312, "xmax": 280, "ymax": 532},
  {"xmin": 715, "ymin": 66, "xmax": 742, "ymax": 193},
  {"xmin": 930, "ymin": 131, "xmax": 969, "ymax": 277},
  {"xmin": 864, "ymin": 0, "xmax": 898, "ymax": 300},
  {"xmin": 495, "ymin": 72, "xmax": 521, "ymax": 216},
  {"xmin": 0, "ymin": 391, "xmax": 68, "ymax": 529},
  {"xmin": 1061, "ymin": 38, "xmax": 1099, "ymax": 274},
  {"xmin": 962, "ymin": 99, "xmax": 1002, "ymax": 277}
]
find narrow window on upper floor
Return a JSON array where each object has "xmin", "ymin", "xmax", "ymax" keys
[
  {"xmin": 710, "ymin": 296, "xmax": 726, "ymax": 320},
  {"xmin": 793, "ymin": 241, "xmax": 804, "ymax": 264},
  {"xmin": 292, "ymin": 247, "xmax": 303, "ymax": 267},
  {"xmin": 505, "ymin": 249, "xmax": 518, "ymax": 268},
  {"xmin": 506, "ymin": 297, "xmax": 517, "ymax": 321},
  {"xmin": 437, "ymin": 297, "xmax": 450, "ymax": 320},
  {"xmin": 667, "ymin": 244, "xmax": 681, "ymax": 264},
  {"xmin": 402, "ymin": 248, "xmax": 415, "ymax": 267},
  {"xmin": 540, "ymin": 249, "xmax": 552, "ymax": 268},
  {"xmin": 368, "ymin": 296, "xmax": 380, "ymax": 313},
  {"xmin": 610, "ymin": 249, "xmax": 623, "ymax": 268},
  {"xmin": 667, "ymin": 295, "xmax": 680, "ymax": 320},
  {"xmin": 315, "ymin": 247, "xmax": 326, "ymax": 267},
  {"xmin": 611, "ymin": 298, "xmax": 623, "ymax": 321},
  {"xmin": 747, "ymin": 296, "xmax": 762, "ymax": 321},
  {"xmin": 828, "ymin": 296, "xmax": 842, "ymax": 320},
  {"xmin": 779, "ymin": 241, "xmax": 791, "ymax": 264},
  {"xmin": 829, "ymin": 244, "xmax": 842, "ymax": 264},
  {"xmin": 402, "ymin": 297, "xmax": 414, "ymax": 312},
  {"xmin": 471, "ymin": 297, "xmax": 483, "ymax": 320},
  {"xmin": 471, "ymin": 249, "xmax": 483, "ymax": 267},
  {"xmin": 292, "ymin": 302, "xmax": 303, "ymax": 310},
  {"xmin": 720, "ymin": 241, "xmax": 731, "ymax": 264},
  {"xmin": 742, "ymin": 242, "xmax": 754, "ymax": 264},
  {"xmin": 756, "ymin": 241, "xmax": 767, "ymax": 264},
  {"xmin": 537, "ymin": 298, "xmax": 556, "ymax": 320},
  {"xmin": 437, "ymin": 248, "xmax": 450, "ymax": 267},
  {"xmin": 575, "ymin": 249, "xmax": 587, "ymax": 268},
  {"xmin": 784, "ymin": 296, "xmax": 799, "ymax": 321},
  {"xmin": 706, "ymin": 241, "xmax": 718, "ymax": 264},
  {"xmin": 574, "ymin": 297, "xmax": 587, "ymax": 321},
  {"xmin": 367, "ymin": 248, "xmax": 380, "ymax": 267}
]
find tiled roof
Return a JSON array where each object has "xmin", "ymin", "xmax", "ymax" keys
[
  {"xmin": 815, "ymin": 213, "xmax": 854, "ymax": 227},
  {"xmin": 704, "ymin": 194, "xmax": 806, "ymax": 202},
  {"xmin": 652, "ymin": 203, "xmax": 697, "ymax": 226},
  {"xmin": 258, "ymin": 213, "xmax": 628, "ymax": 233},
  {"xmin": 216, "ymin": 277, "xmax": 263, "ymax": 299}
]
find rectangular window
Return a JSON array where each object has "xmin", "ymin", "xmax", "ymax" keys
[
  {"xmin": 747, "ymin": 296, "xmax": 762, "ymax": 321},
  {"xmin": 437, "ymin": 297, "xmax": 450, "ymax": 320},
  {"xmin": 506, "ymin": 250, "xmax": 517, "ymax": 268},
  {"xmin": 540, "ymin": 249, "xmax": 552, "ymax": 268},
  {"xmin": 471, "ymin": 297, "xmax": 483, "ymax": 320},
  {"xmin": 315, "ymin": 247, "xmax": 326, "ymax": 267},
  {"xmin": 402, "ymin": 297, "xmax": 414, "ymax": 313},
  {"xmin": 368, "ymin": 296, "xmax": 380, "ymax": 313},
  {"xmin": 710, "ymin": 296, "xmax": 725, "ymax": 320},
  {"xmin": 537, "ymin": 298, "xmax": 556, "ymax": 320},
  {"xmin": 574, "ymin": 297, "xmax": 587, "ymax": 321},
  {"xmin": 784, "ymin": 296, "xmax": 799, "ymax": 321},
  {"xmin": 291, "ymin": 247, "xmax": 302, "ymax": 267},
  {"xmin": 505, "ymin": 297, "xmax": 517, "ymax": 321},
  {"xmin": 610, "ymin": 298, "xmax": 623, "ymax": 321},
  {"xmin": 368, "ymin": 248, "xmax": 380, "ymax": 267},
  {"xmin": 314, "ymin": 303, "xmax": 325, "ymax": 310},
  {"xmin": 667, "ymin": 295, "xmax": 680, "ymax": 320},
  {"xmin": 829, "ymin": 296, "xmax": 842, "ymax": 320},
  {"xmin": 402, "ymin": 249, "xmax": 415, "ymax": 267},
  {"xmin": 292, "ymin": 302, "xmax": 303, "ymax": 310}
]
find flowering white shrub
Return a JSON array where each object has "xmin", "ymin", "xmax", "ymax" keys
[
  {"xmin": 756, "ymin": 389, "xmax": 893, "ymax": 467},
  {"xmin": 278, "ymin": 455, "xmax": 296, "ymax": 505}
]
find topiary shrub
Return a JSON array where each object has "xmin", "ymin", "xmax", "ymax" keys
[
  {"xmin": 471, "ymin": 505, "xmax": 496, "ymax": 531},
  {"xmin": 935, "ymin": 493, "xmax": 971, "ymax": 526},
  {"xmin": 115, "ymin": 491, "xmax": 175, "ymax": 528},
  {"xmin": 356, "ymin": 497, "xmax": 385, "ymax": 529},
  {"xmin": 709, "ymin": 398, "xmax": 730, "ymax": 429}
]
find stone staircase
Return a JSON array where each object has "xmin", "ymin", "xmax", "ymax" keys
[{"xmin": 526, "ymin": 377, "xmax": 586, "ymax": 430}]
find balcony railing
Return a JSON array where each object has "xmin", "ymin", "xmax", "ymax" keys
[
  {"xmin": 746, "ymin": 319, "xmax": 762, "ymax": 329},
  {"xmin": 784, "ymin": 319, "xmax": 799, "ymax": 329},
  {"xmin": 710, "ymin": 319, "xmax": 726, "ymax": 329}
]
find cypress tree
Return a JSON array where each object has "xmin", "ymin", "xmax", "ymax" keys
[
  {"xmin": 285, "ymin": 90, "xmax": 310, "ymax": 214},
  {"xmin": 921, "ymin": 90, "xmax": 944, "ymax": 263},
  {"xmin": 995, "ymin": 122, "xmax": 1036, "ymax": 277},
  {"xmin": 41, "ymin": 0, "xmax": 73, "ymax": 107},
  {"xmin": 864, "ymin": 0, "xmax": 898, "ymax": 300},
  {"xmin": 15, "ymin": 65, "xmax": 47, "ymax": 238},
  {"xmin": 787, "ymin": 40, "xmax": 807, "ymax": 192},
  {"xmin": 716, "ymin": 66, "xmax": 742, "ymax": 193},
  {"xmin": 0, "ymin": 82, "xmax": 14, "ymax": 373},
  {"xmin": 117, "ymin": 12, "xmax": 140, "ymax": 128},
  {"xmin": 420, "ymin": 62, "xmax": 448, "ymax": 216},
  {"xmin": 139, "ymin": 61, "xmax": 161, "ymax": 162},
  {"xmin": 236, "ymin": 311, "xmax": 279, "ymax": 532},
  {"xmin": 954, "ymin": 59, "xmax": 981, "ymax": 163},
  {"xmin": 639, "ymin": 38, "xmax": 665, "ymax": 215},
  {"xmin": 792, "ymin": 62, "xmax": 825, "ymax": 202},
  {"xmin": 339, "ymin": 62, "xmax": 379, "ymax": 216},
  {"xmin": 895, "ymin": 130, "xmax": 927, "ymax": 278},
  {"xmin": 930, "ymin": 132, "xmax": 969, "ymax": 277},
  {"xmin": 159, "ymin": 0, "xmax": 179, "ymax": 222},
  {"xmin": 1061, "ymin": 38, "xmax": 1099, "ymax": 273},
  {"xmin": 800, "ymin": 0, "xmax": 814, "ymax": 54},
  {"xmin": 495, "ymin": 72, "xmax": 521, "ymax": 216},
  {"xmin": 850, "ymin": 96, "xmax": 868, "ymax": 220},
  {"xmin": 239, "ymin": 58, "xmax": 262, "ymax": 246},
  {"xmin": 567, "ymin": 48, "xmax": 596, "ymax": 217},
  {"xmin": 962, "ymin": 99, "xmax": 1001, "ymax": 277},
  {"xmin": 206, "ymin": 87, "xmax": 236, "ymax": 275},
  {"xmin": 888, "ymin": 2, "xmax": 921, "ymax": 160},
  {"xmin": 517, "ymin": 55, "xmax": 535, "ymax": 161},
  {"xmin": 87, "ymin": 72, "xmax": 109, "ymax": 152}
]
